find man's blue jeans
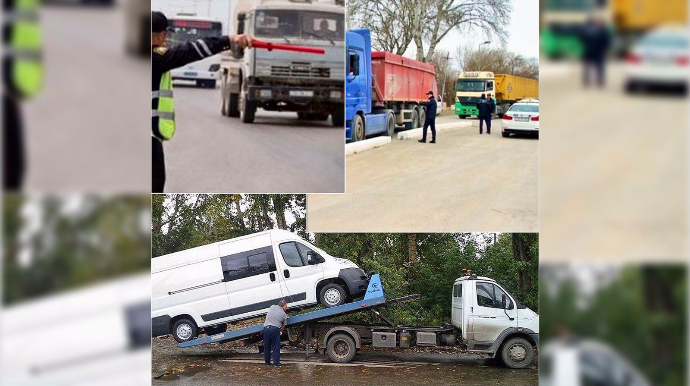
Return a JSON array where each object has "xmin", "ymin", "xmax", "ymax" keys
[{"xmin": 263, "ymin": 326, "xmax": 281, "ymax": 365}]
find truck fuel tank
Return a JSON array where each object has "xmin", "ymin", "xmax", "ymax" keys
[
  {"xmin": 399, "ymin": 332, "xmax": 411, "ymax": 348},
  {"xmin": 416, "ymin": 332, "xmax": 437, "ymax": 346}
]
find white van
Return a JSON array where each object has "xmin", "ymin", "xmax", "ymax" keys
[{"xmin": 152, "ymin": 229, "xmax": 369, "ymax": 342}]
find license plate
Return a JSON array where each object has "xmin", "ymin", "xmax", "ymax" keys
[
  {"xmin": 289, "ymin": 90, "xmax": 314, "ymax": 97},
  {"xmin": 184, "ymin": 72, "xmax": 198, "ymax": 76},
  {"xmin": 515, "ymin": 117, "xmax": 529, "ymax": 122}
]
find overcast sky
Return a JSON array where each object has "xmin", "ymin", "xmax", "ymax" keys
[{"xmin": 407, "ymin": 0, "xmax": 540, "ymax": 66}]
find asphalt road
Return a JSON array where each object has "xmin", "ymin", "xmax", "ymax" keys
[
  {"xmin": 539, "ymin": 60, "xmax": 686, "ymax": 260},
  {"xmin": 22, "ymin": 4, "xmax": 150, "ymax": 192},
  {"xmin": 307, "ymin": 117, "xmax": 538, "ymax": 232},
  {"xmin": 164, "ymin": 84, "xmax": 345, "ymax": 193},
  {"xmin": 152, "ymin": 337, "xmax": 538, "ymax": 386}
]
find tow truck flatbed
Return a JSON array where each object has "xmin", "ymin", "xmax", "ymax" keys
[{"xmin": 179, "ymin": 274, "xmax": 407, "ymax": 348}]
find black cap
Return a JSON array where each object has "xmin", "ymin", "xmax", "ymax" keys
[
  {"xmin": 481, "ymin": 93, "xmax": 486, "ymax": 98},
  {"xmin": 152, "ymin": 11, "xmax": 169, "ymax": 33},
  {"xmin": 426, "ymin": 90, "xmax": 434, "ymax": 95}
]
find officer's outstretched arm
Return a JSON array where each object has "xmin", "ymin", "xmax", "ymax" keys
[{"xmin": 155, "ymin": 35, "xmax": 252, "ymax": 73}]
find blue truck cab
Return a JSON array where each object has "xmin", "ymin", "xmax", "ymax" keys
[{"xmin": 345, "ymin": 29, "xmax": 392, "ymax": 142}]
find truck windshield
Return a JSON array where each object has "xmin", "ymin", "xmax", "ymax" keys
[
  {"xmin": 456, "ymin": 80, "xmax": 486, "ymax": 92},
  {"xmin": 167, "ymin": 20, "xmax": 222, "ymax": 45},
  {"xmin": 254, "ymin": 10, "xmax": 344, "ymax": 41}
]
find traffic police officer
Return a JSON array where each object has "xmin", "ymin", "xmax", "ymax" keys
[
  {"xmin": 152, "ymin": 11, "xmax": 251, "ymax": 193},
  {"xmin": 4, "ymin": 0, "xmax": 43, "ymax": 190},
  {"xmin": 418, "ymin": 90, "xmax": 438, "ymax": 144}
]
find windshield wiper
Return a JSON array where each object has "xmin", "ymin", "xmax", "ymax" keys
[{"xmin": 304, "ymin": 31, "xmax": 335, "ymax": 45}]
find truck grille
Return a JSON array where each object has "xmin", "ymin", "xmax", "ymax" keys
[{"xmin": 271, "ymin": 63, "xmax": 330, "ymax": 78}]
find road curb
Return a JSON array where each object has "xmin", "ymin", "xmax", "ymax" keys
[
  {"xmin": 346, "ymin": 136, "xmax": 392, "ymax": 156},
  {"xmin": 397, "ymin": 121, "xmax": 472, "ymax": 140}
]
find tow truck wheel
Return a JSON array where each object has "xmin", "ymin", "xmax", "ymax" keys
[
  {"xmin": 327, "ymin": 333, "xmax": 356, "ymax": 363},
  {"xmin": 501, "ymin": 337, "xmax": 534, "ymax": 369},
  {"xmin": 172, "ymin": 318, "xmax": 198, "ymax": 343},
  {"xmin": 386, "ymin": 112, "xmax": 395, "ymax": 136},
  {"xmin": 319, "ymin": 283, "xmax": 346, "ymax": 307},
  {"xmin": 353, "ymin": 114, "xmax": 365, "ymax": 142}
]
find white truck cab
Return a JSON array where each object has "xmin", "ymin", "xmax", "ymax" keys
[
  {"xmin": 451, "ymin": 274, "xmax": 539, "ymax": 368},
  {"xmin": 152, "ymin": 229, "xmax": 368, "ymax": 342}
]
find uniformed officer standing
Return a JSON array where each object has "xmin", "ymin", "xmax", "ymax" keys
[
  {"xmin": 477, "ymin": 93, "xmax": 491, "ymax": 135},
  {"xmin": 418, "ymin": 90, "xmax": 438, "ymax": 144},
  {"xmin": 4, "ymin": 0, "xmax": 43, "ymax": 191},
  {"xmin": 152, "ymin": 11, "xmax": 252, "ymax": 193}
]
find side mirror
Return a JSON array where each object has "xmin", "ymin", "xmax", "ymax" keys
[
  {"xmin": 307, "ymin": 251, "xmax": 324, "ymax": 264},
  {"xmin": 501, "ymin": 294, "xmax": 507, "ymax": 309}
]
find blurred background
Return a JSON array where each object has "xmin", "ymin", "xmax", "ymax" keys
[
  {"xmin": 4, "ymin": 0, "xmax": 150, "ymax": 193},
  {"xmin": 1, "ymin": 194, "xmax": 152, "ymax": 385},
  {"xmin": 540, "ymin": 263, "xmax": 686, "ymax": 386},
  {"xmin": 538, "ymin": 0, "xmax": 688, "ymax": 260}
]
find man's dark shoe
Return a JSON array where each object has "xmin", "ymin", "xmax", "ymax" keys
[
  {"xmin": 418, "ymin": 139, "xmax": 426, "ymax": 143},
  {"xmin": 430, "ymin": 140, "xmax": 436, "ymax": 143}
]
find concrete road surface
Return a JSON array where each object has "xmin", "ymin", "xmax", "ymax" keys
[
  {"xmin": 23, "ymin": 4, "xmax": 150, "ymax": 192},
  {"xmin": 308, "ymin": 119, "xmax": 537, "ymax": 232},
  {"xmin": 152, "ymin": 337, "xmax": 538, "ymax": 386},
  {"xmin": 539, "ymin": 60, "xmax": 686, "ymax": 260},
  {"xmin": 165, "ymin": 85, "xmax": 345, "ymax": 193}
]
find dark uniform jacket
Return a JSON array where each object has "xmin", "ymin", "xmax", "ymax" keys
[
  {"xmin": 152, "ymin": 37, "xmax": 233, "ymax": 140},
  {"xmin": 420, "ymin": 95, "xmax": 437, "ymax": 121},
  {"xmin": 476, "ymin": 98, "xmax": 491, "ymax": 118},
  {"xmin": 488, "ymin": 98, "xmax": 496, "ymax": 115}
]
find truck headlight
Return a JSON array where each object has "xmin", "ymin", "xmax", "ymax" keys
[
  {"xmin": 257, "ymin": 89, "xmax": 272, "ymax": 98},
  {"xmin": 330, "ymin": 90, "xmax": 343, "ymax": 99},
  {"xmin": 208, "ymin": 64, "xmax": 220, "ymax": 72},
  {"xmin": 455, "ymin": 97, "xmax": 460, "ymax": 103}
]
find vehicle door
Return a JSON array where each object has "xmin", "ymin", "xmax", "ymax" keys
[
  {"xmin": 219, "ymin": 245, "xmax": 285, "ymax": 322},
  {"xmin": 469, "ymin": 281, "xmax": 518, "ymax": 345},
  {"xmin": 450, "ymin": 282, "xmax": 464, "ymax": 329},
  {"xmin": 276, "ymin": 241, "xmax": 325, "ymax": 306},
  {"xmin": 346, "ymin": 48, "xmax": 367, "ymax": 116}
]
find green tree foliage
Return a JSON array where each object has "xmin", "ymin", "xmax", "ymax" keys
[
  {"xmin": 541, "ymin": 265, "xmax": 686, "ymax": 386},
  {"xmin": 152, "ymin": 194, "xmax": 306, "ymax": 258},
  {"xmin": 3, "ymin": 195, "xmax": 151, "ymax": 305}
]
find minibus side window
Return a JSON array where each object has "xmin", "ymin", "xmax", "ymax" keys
[
  {"xmin": 279, "ymin": 242, "xmax": 305, "ymax": 267},
  {"xmin": 248, "ymin": 252, "xmax": 272, "ymax": 274},
  {"xmin": 453, "ymin": 284, "xmax": 462, "ymax": 298},
  {"xmin": 222, "ymin": 255, "xmax": 250, "ymax": 281}
]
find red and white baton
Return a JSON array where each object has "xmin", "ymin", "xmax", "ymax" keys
[{"xmin": 252, "ymin": 39, "xmax": 325, "ymax": 55}]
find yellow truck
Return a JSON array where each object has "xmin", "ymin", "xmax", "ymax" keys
[{"xmin": 454, "ymin": 72, "xmax": 539, "ymax": 118}]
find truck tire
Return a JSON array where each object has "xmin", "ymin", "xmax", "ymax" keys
[
  {"xmin": 319, "ymin": 283, "xmax": 347, "ymax": 307},
  {"xmin": 386, "ymin": 112, "xmax": 395, "ymax": 137},
  {"xmin": 352, "ymin": 114, "xmax": 365, "ymax": 142},
  {"xmin": 241, "ymin": 96, "xmax": 256, "ymax": 124},
  {"xmin": 418, "ymin": 108, "xmax": 426, "ymax": 127},
  {"xmin": 404, "ymin": 108, "xmax": 418, "ymax": 130},
  {"xmin": 501, "ymin": 337, "xmax": 535, "ymax": 369},
  {"xmin": 326, "ymin": 333, "xmax": 357, "ymax": 363},
  {"xmin": 228, "ymin": 93, "xmax": 240, "ymax": 117},
  {"xmin": 458, "ymin": 115, "xmax": 466, "ymax": 119},
  {"xmin": 172, "ymin": 317, "xmax": 198, "ymax": 343},
  {"xmin": 332, "ymin": 107, "xmax": 344, "ymax": 127}
]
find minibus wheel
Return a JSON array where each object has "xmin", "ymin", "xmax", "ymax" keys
[
  {"xmin": 319, "ymin": 283, "xmax": 346, "ymax": 307},
  {"xmin": 172, "ymin": 318, "xmax": 198, "ymax": 343}
]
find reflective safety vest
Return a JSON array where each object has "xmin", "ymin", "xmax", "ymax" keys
[
  {"xmin": 6, "ymin": 0, "xmax": 43, "ymax": 98},
  {"xmin": 152, "ymin": 71, "xmax": 175, "ymax": 140}
]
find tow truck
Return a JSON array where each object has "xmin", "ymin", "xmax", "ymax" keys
[{"xmin": 178, "ymin": 272, "xmax": 539, "ymax": 369}]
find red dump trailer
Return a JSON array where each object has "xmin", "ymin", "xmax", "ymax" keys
[{"xmin": 371, "ymin": 51, "xmax": 437, "ymax": 104}]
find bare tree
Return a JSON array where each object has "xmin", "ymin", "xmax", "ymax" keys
[
  {"xmin": 455, "ymin": 44, "xmax": 539, "ymax": 79},
  {"xmin": 428, "ymin": 49, "xmax": 456, "ymax": 105},
  {"xmin": 350, "ymin": 0, "xmax": 511, "ymax": 63}
]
